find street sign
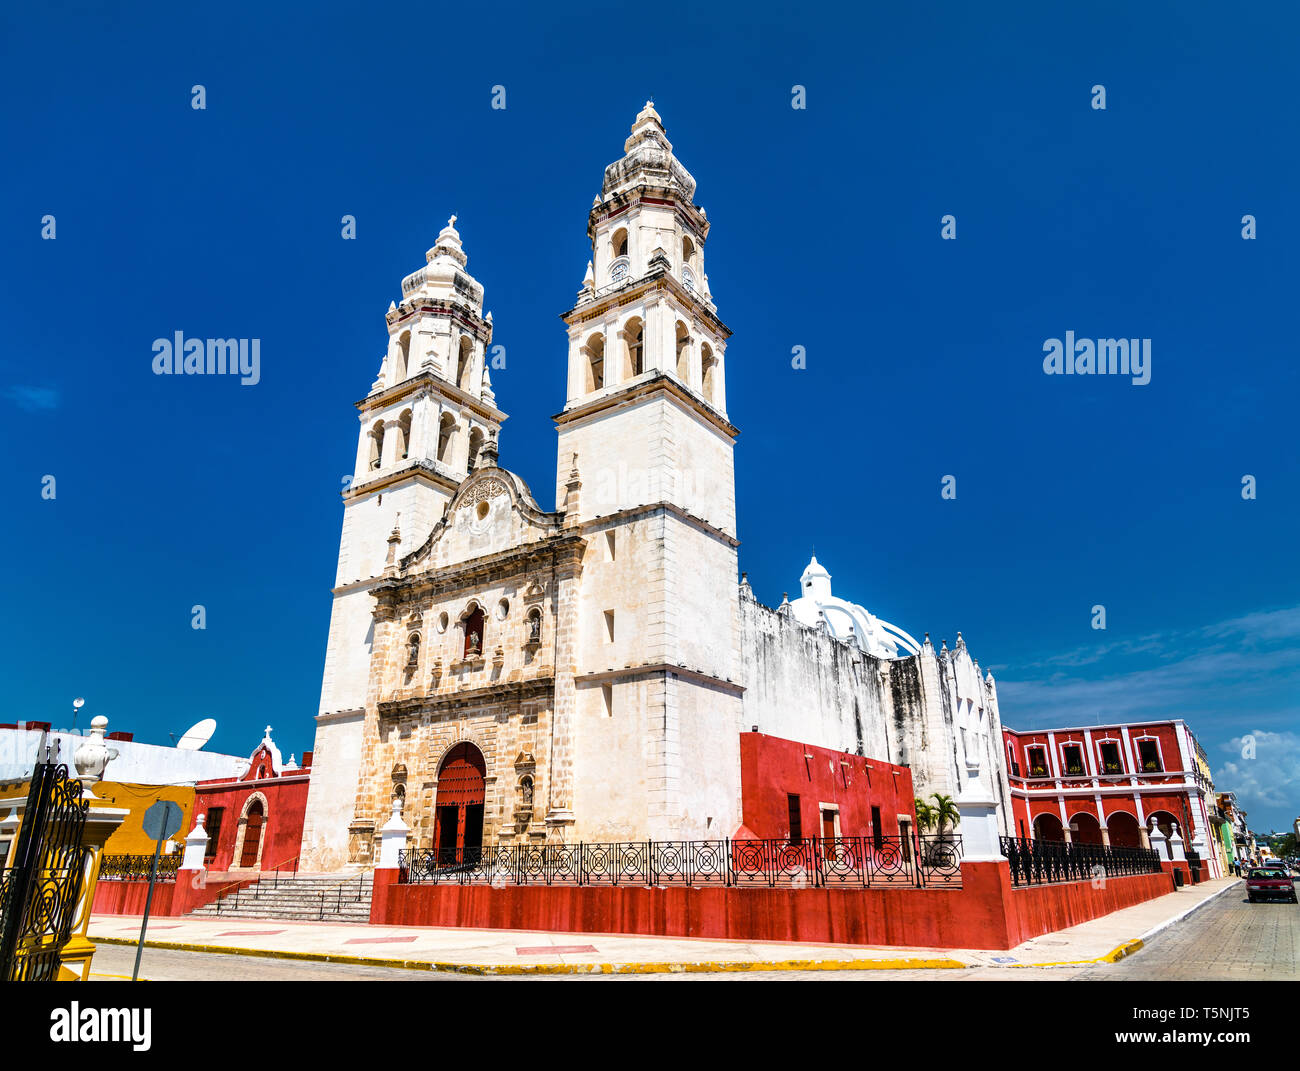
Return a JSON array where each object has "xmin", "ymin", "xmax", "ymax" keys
[
  {"xmin": 142, "ymin": 800, "xmax": 183, "ymax": 843},
  {"xmin": 133, "ymin": 799, "xmax": 185, "ymax": 982}
]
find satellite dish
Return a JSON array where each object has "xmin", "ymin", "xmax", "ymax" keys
[
  {"xmin": 176, "ymin": 718, "xmax": 217, "ymax": 751},
  {"xmin": 72, "ymin": 698, "xmax": 85, "ymax": 710}
]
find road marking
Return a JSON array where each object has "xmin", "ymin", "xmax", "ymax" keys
[
  {"xmin": 345, "ymin": 935, "xmax": 420, "ymax": 944},
  {"xmin": 215, "ymin": 929, "xmax": 285, "ymax": 936}
]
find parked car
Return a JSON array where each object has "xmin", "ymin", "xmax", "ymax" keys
[{"xmin": 1245, "ymin": 867, "xmax": 1297, "ymax": 903}]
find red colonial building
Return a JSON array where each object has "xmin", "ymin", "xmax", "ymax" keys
[
  {"xmin": 194, "ymin": 727, "xmax": 312, "ymax": 874},
  {"xmin": 1003, "ymin": 719, "xmax": 1222, "ymax": 879}
]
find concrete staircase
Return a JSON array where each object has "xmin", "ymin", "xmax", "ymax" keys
[{"xmin": 187, "ymin": 872, "xmax": 373, "ymax": 923}]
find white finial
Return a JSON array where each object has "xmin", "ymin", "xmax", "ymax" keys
[{"xmin": 448, "ymin": 214, "xmax": 457, "ymax": 227}]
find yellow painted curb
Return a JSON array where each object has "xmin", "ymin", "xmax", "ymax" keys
[{"xmin": 88, "ymin": 934, "xmax": 966, "ymax": 975}]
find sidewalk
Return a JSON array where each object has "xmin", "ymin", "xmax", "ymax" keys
[{"xmin": 88, "ymin": 876, "xmax": 1241, "ymax": 976}]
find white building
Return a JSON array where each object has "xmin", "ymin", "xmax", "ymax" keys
[{"xmin": 300, "ymin": 104, "xmax": 1011, "ymax": 871}]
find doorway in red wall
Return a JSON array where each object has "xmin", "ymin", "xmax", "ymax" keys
[
  {"xmin": 433, "ymin": 743, "xmax": 486, "ymax": 864},
  {"xmin": 240, "ymin": 800, "xmax": 264, "ymax": 867}
]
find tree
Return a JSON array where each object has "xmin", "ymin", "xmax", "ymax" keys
[
  {"xmin": 930, "ymin": 793, "xmax": 961, "ymax": 839},
  {"xmin": 914, "ymin": 797, "xmax": 936, "ymax": 833}
]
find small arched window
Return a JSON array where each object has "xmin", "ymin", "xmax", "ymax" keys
[
  {"xmin": 585, "ymin": 333, "xmax": 605, "ymax": 392},
  {"xmin": 463, "ymin": 605, "xmax": 486, "ymax": 658},
  {"xmin": 623, "ymin": 318, "xmax": 644, "ymax": 379},
  {"xmin": 457, "ymin": 336, "xmax": 474, "ymax": 391},
  {"xmin": 437, "ymin": 413, "xmax": 456, "ymax": 463},
  {"xmin": 675, "ymin": 321, "xmax": 691, "ymax": 382},
  {"xmin": 397, "ymin": 409, "xmax": 413, "ymax": 460},
  {"xmin": 369, "ymin": 420, "xmax": 385, "ymax": 470},
  {"xmin": 395, "ymin": 331, "xmax": 411, "ymax": 382},
  {"xmin": 467, "ymin": 427, "xmax": 485, "ymax": 471},
  {"xmin": 612, "ymin": 228, "xmax": 629, "ymax": 259},
  {"xmin": 701, "ymin": 344, "xmax": 718, "ymax": 405}
]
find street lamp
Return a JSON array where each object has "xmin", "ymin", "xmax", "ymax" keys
[{"xmin": 72, "ymin": 697, "xmax": 85, "ymax": 732}]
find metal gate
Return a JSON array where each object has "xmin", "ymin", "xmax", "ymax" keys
[{"xmin": 0, "ymin": 758, "xmax": 89, "ymax": 981}]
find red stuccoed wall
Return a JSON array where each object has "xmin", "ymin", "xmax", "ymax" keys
[
  {"xmin": 739, "ymin": 732, "xmax": 915, "ymax": 840},
  {"xmin": 92, "ymin": 871, "xmax": 257, "ymax": 918},
  {"xmin": 371, "ymin": 863, "xmax": 1175, "ymax": 950}
]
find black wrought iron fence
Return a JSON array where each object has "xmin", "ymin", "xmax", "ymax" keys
[
  {"xmin": 98, "ymin": 853, "xmax": 183, "ymax": 882},
  {"xmin": 999, "ymin": 836, "xmax": 1161, "ymax": 887},
  {"xmin": 399, "ymin": 835, "xmax": 962, "ymax": 889}
]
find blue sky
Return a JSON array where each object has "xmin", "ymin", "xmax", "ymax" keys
[{"xmin": 2, "ymin": 1, "xmax": 1296, "ymax": 831}]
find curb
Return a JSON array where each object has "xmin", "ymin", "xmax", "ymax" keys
[
  {"xmin": 88, "ymin": 934, "xmax": 967, "ymax": 975},
  {"xmin": 993, "ymin": 879, "xmax": 1244, "ymax": 969}
]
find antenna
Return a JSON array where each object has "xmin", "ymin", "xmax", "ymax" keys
[{"xmin": 176, "ymin": 718, "xmax": 217, "ymax": 751}]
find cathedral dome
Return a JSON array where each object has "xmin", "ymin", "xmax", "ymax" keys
[{"xmin": 788, "ymin": 556, "xmax": 921, "ymax": 659}]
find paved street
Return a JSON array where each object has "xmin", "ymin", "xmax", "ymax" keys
[{"xmin": 88, "ymin": 882, "xmax": 1297, "ymax": 981}]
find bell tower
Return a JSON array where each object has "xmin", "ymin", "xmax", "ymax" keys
[
  {"xmin": 556, "ymin": 104, "xmax": 744, "ymax": 841},
  {"xmin": 302, "ymin": 218, "xmax": 507, "ymax": 871}
]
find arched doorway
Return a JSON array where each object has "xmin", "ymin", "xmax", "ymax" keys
[
  {"xmin": 240, "ymin": 799, "xmax": 265, "ymax": 868},
  {"xmin": 1069, "ymin": 811, "xmax": 1103, "ymax": 845},
  {"xmin": 1107, "ymin": 811, "xmax": 1142, "ymax": 848},
  {"xmin": 1033, "ymin": 813, "xmax": 1064, "ymax": 841},
  {"xmin": 434, "ymin": 743, "xmax": 486, "ymax": 865}
]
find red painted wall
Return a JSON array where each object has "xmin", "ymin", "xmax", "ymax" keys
[
  {"xmin": 371, "ymin": 863, "xmax": 1173, "ymax": 951},
  {"xmin": 91, "ymin": 872, "xmax": 257, "ymax": 917},
  {"xmin": 195, "ymin": 767, "xmax": 310, "ymax": 873},
  {"xmin": 738, "ymin": 732, "xmax": 915, "ymax": 841}
]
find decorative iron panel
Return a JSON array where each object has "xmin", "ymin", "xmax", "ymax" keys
[
  {"xmin": 98, "ymin": 853, "xmax": 184, "ymax": 882},
  {"xmin": 999, "ymin": 835, "xmax": 1162, "ymax": 888},
  {"xmin": 399, "ymin": 834, "xmax": 964, "ymax": 889},
  {"xmin": 0, "ymin": 761, "xmax": 89, "ymax": 981}
]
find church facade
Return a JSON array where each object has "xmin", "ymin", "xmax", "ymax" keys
[{"xmin": 299, "ymin": 104, "xmax": 1011, "ymax": 872}]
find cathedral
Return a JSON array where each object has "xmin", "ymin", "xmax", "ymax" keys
[{"xmin": 299, "ymin": 103, "xmax": 1012, "ymax": 872}]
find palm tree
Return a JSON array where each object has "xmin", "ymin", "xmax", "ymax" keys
[
  {"xmin": 929, "ymin": 793, "xmax": 961, "ymax": 840},
  {"xmin": 914, "ymin": 797, "xmax": 936, "ymax": 833}
]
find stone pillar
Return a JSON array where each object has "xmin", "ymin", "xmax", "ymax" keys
[
  {"xmin": 544, "ymin": 549, "xmax": 582, "ymax": 837},
  {"xmin": 180, "ymin": 812, "xmax": 209, "ymax": 871},
  {"xmin": 1168, "ymin": 822, "xmax": 1186, "ymax": 862},
  {"xmin": 956, "ymin": 790, "xmax": 1002, "ymax": 862},
  {"xmin": 1148, "ymin": 819, "xmax": 1168, "ymax": 861},
  {"xmin": 377, "ymin": 798, "xmax": 411, "ymax": 869}
]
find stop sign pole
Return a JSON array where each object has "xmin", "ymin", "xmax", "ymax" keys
[{"xmin": 133, "ymin": 800, "xmax": 183, "ymax": 982}]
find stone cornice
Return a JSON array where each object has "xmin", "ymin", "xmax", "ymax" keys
[
  {"xmin": 579, "ymin": 501, "xmax": 739, "ymax": 548},
  {"xmin": 562, "ymin": 267, "xmax": 731, "ymax": 341},
  {"xmin": 587, "ymin": 184, "xmax": 710, "ymax": 242},
  {"xmin": 344, "ymin": 459, "xmax": 461, "ymax": 502},
  {"xmin": 315, "ymin": 707, "xmax": 366, "ymax": 724},
  {"xmin": 386, "ymin": 298, "xmax": 491, "ymax": 340},
  {"xmin": 378, "ymin": 675, "xmax": 556, "ymax": 718},
  {"xmin": 374, "ymin": 534, "xmax": 587, "ymax": 604},
  {"xmin": 355, "ymin": 370, "xmax": 508, "ymax": 425},
  {"xmin": 575, "ymin": 663, "xmax": 744, "ymax": 696},
  {"xmin": 553, "ymin": 371, "xmax": 738, "ymax": 442}
]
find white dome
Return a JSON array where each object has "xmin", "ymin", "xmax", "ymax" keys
[{"xmin": 789, "ymin": 556, "xmax": 921, "ymax": 659}]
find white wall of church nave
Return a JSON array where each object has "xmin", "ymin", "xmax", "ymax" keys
[
  {"xmin": 318, "ymin": 588, "xmax": 377, "ymax": 717},
  {"xmin": 298, "ymin": 711, "xmax": 365, "ymax": 872},
  {"xmin": 569, "ymin": 674, "xmax": 742, "ymax": 841},
  {"xmin": 574, "ymin": 512, "xmax": 739, "ymax": 685},
  {"xmin": 555, "ymin": 394, "xmax": 736, "ymax": 535},
  {"xmin": 738, "ymin": 597, "xmax": 894, "ymax": 762}
]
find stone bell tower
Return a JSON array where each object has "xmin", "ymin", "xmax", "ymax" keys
[
  {"xmin": 301, "ymin": 217, "xmax": 508, "ymax": 871},
  {"xmin": 555, "ymin": 103, "xmax": 745, "ymax": 841}
]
